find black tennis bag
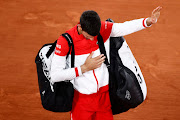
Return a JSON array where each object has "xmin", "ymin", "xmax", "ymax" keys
[
  {"xmin": 35, "ymin": 33, "xmax": 75, "ymax": 112},
  {"xmin": 98, "ymin": 19, "xmax": 147, "ymax": 115}
]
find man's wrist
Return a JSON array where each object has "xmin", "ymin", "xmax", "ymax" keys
[
  {"xmin": 146, "ymin": 18, "xmax": 152, "ymax": 26},
  {"xmin": 81, "ymin": 64, "xmax": 88, "ymax": 74},
  {"xmin": 143, "ymin": 18, "xmax": 152, "ymax": 28}
]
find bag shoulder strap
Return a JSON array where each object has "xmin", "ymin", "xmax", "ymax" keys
[
  {"xmin": 98, "ymin": 33, "xmax": 127, "ymax": 68},
  {"xmin": 97, "ymin": 19, "xmax": 113, "ymax": 68},
  {"xmin": 62, "ymin": 33, "xmax": 75, "ymax": 68},
  {"xmin": 97, "ymin": 34, "xmax": 110, "ymax": 68},
  {"xmin": 45, "ymin": 33, "xmax": 75, "ymax": 68},
  {"xmin": 97, "ymin": 18, "xmax": 125, "ymax": 68}
]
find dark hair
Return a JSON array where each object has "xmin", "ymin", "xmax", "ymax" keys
[{"xmin": 80, "ymin": 10, "xmax": 101, "ymax": 36}]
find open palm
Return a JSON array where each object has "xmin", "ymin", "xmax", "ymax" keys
[{"xmin": 150, "ymin": 6, "xmax": 162, "ymax": 24}]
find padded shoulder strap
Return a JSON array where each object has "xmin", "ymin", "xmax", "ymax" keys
[
  {"xmin": 98, "ymin": 18, "xmax": 124, "ymax": 68},
  {"xmin": 62, "ymin": 33, "xmax": 75, "ymax": 68},
  {"xmin": 97, "ymin": 34, "xmax": 110, "ymax": 68},
  {"xmin": 97, "ymin": 18, "xmax": 115, "ymax": 68}
]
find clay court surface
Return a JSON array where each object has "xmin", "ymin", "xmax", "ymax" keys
[{"xmin": 0, "ymin": 0, "xmax": 180, "ymax": 120}]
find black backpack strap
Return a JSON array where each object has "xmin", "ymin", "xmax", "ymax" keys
[
  {"xmin": 97, "ymin": 33, "xmax": 126, "ymax": 68},
  {"xmin": 62, "ymin": 33, "xmax": 75, "ymax": 68},
  {"xmin": 46, "ymin": 33, "xmax": 75, "ymax": 68},
  {"xmin": 97, "ymin": 34, "xmax": 110, "ymax": 68},
  {"xmin": 98, "ymin": 18, "xmax": 125, "ymax": 68},
  {"xmin": 97, "ymin": 18, "xmax": 115, "ymax": 67},
  {"xmin": 46, "ymin": 40, "xmax": 57, "ymax": 58}
]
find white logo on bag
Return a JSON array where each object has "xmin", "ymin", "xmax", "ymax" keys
[
  {"xmin": 137, "ymin": 73, "xmax": 143, "ymax": 84},
  {"xmin": 134, "ymin": 64, "xmax": 143, "ymax": 84},
  {"xmin": 39, "ymin": 52, "xmax": 51, "ymax": 80},
  {"xmin": 125, "ymin": 90, "xmax": 131, "ymax": 100},
  {"xmin": 42, "ymin": 90, "xmax": 45, "ymax": 96},
  {"xmin": 39, "ymin": 47, "xmax": 55, "ymax": 92}
]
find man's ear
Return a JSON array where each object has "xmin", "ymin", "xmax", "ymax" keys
[
  {"xmin": 77, "ymin": 24, "xmax": 82, "ymax": 34},
  {"xmin": 77, "ymin": 24, "xmax": 82, "ymax": 30}
]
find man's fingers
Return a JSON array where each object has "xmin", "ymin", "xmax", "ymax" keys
[
  {"xmin": 97, "ymin": 56, "xmax": 106, "ymax": 65},
  {"xmin": 87, "ymin": 52, "xmax": 94, "ymax": 59},
  {"xmin": 94, "ymin": 54, "xmax": 104, "ymax": 60},
  {"xmin": 152, "ymin": 6, "xmax": 162, "ymax": 14},
  {"xmin": 152, "ymin": 8, "xmax": 157, "ymax": 14},
  {"xmin": 158, "ymin": 6, "xmax": 162, "ymax": 11},
  {"xmin": 97, "ymin": 56, "xmax": 106, "ymax": 63},
  {"xmin": 97, "ymin": 60, "xmax": 105, "ymax": 67},
  {"xmin": 156, "ymin": 6, "xmax": 162, "ymax": 13},
  {"xmin": 94, "ymin": 55, "xmax": 106, "ymax": 68},
  {"xmin": 151, "ymin": 6, "xmax": 162, "ymax": 24},
  {"xmin": 99, "ymin": 60, "xmax": 105, "ymax": 65}
]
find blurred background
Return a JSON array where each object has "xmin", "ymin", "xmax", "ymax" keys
[{"xmin": 0, "ymin": 0, "xmax": 179, "ymax": 120}]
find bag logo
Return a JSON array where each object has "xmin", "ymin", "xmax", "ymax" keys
[
  {"xmin": 39, "ymin": 51, "xmax": 55, "ymax": 92},
  {"xmin": 125, "ymin": 90, "xmax": 131, "ymax": 100},
  {"xmin": 137, "ymin": 73, "xmax": 143, "ymax": 84},
  {"xmin": 134, "ymin": 65, "xmax": 143, "ymax": 84},
  {"xmin": 42, "ymin": 90, "xmax": 45, "ymax": 96},
  {"xmin": 40, "ymin": 52, "xmax": 51, "ymax": 81}
]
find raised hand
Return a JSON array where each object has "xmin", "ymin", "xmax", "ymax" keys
[
  {"xmin": 151, "ymin": 6, "xmax": 162, "ymax": 24},
  {"xmin": 147, "ymin": 6, "xmax": 162, "ymax": 26}
]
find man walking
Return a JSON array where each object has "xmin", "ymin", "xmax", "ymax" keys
[{"xmin": 50, "ymin": 6, "xmax": 162, "ymax": 120}]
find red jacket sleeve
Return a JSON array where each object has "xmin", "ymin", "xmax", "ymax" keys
[
  {"xmin": 100, "ymin": 21, "xmax": 113, "ymax": 42},
  {"xmin": 55, "ymin": 36, "xmax": 69, "ymax": 56}
]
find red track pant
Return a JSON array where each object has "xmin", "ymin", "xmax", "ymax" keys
[{"xmin": 70, "ymin": 88, "xmax": 113, "ymax": 120}]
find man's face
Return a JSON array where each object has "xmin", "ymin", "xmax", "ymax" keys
[{"xmin": 81, "ymin": 30, "xmax": 95, "ymax": 41}]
